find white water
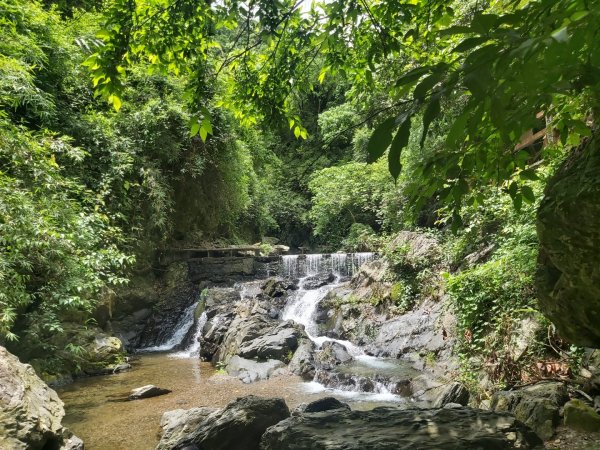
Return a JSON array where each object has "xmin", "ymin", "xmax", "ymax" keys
[
  {"xmin": 282, "ymin": 266, "xmax": 403, "ymax": 401},
  {"xmin": 170, "ymin": 311, "xmax": 208, "ymax": 359},
  {"xmin": 139, "ymin": 302, "xmax": 199, "ymax": 352},
  {"xmin": 281, "ymin": 252, "xmax": 376, "ymax": 279}
]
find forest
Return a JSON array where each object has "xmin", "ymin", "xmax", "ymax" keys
[{"xmin": 1, "ymin": 0, "xmax": 599, "ymax": 449}]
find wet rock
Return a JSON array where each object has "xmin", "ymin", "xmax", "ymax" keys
[
  {"xmin": 491, "ymin": 382, "xmax": 569, "ymax": 440},
  {"xmin": 288, "ymin": 339, "xmax": 316, "ymax": 380},
  {"xmin": 313, "ymin": 341, "xmax": 352, "ymax": 370},
  {"xmin": 537, "ymin": 135, "xmax": 600, "ymax": 347},
  {"xmin": 199, "ymin": 312, "xmax": 235, "ymax": 361},
  {"xmin": 260, "ymin": 407, "xmax": 544, "ymax": 449},
  {"xmin": 129, "ymin": 384, "xmax": 172, "ymax": 400},
  {"xmin": 137, "ymin": 281, "xmax": 201, "ymax": 348},
  {"xmin": 159, "ymin": 395, "xmax": 290, "ymax": 450},
  {"xmin": 261, "ymin": 278, "xmax": 296, "ymax": 298},
  {"xmin": 300, "ymin": 273, "xmax": 335, "ymax": 290},
  {"xmin": 0, "ymin": 346, "xmax": 82, "ymax": 450},
  {"xmin": 237, "ymin": 321, "xmax": 302, "ymax": 361},
  {"xmin": 157, "ymin": 407, "xmax": 218, "ymax": 450},
  {"xmin": 563, "ymin": 399, "xmax": 600, "ymax": 432},
  {"xmin": 226, "ymin": 356, "xmax": 286, "ymax": 383}
]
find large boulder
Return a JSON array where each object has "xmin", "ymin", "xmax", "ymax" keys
[
  {"xmin": 237, "ymin": 321, "xmax": 302, "ymax": 361},
  {"xmin": 260, "ymin": 407, "xmax": 544, "ymax": 449},
  {"xmin": 0, "ymin": 346, "xmax": 83, "ymax": 450},
  {"xmin": 490, "ymin": 382, "xmax": 568, "ymax": 440},
  {"xmin": 157, "ymin": 407, "xmax": 217, "ymax": 450},
  {"xmin": 537, "ymin": 135, "xmax": 600, "ymax": 347},
  {"xmin": 158, "ymin": 395, "xmax": 290, "ymax": 450}
]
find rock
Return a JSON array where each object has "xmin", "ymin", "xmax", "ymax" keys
[
  {"xmin": 159, "ymin": 395, "xmax": 290, "ymax": 450},
  {"xmin": 237, "ymin": 321, "xmax": 302, "ymax": 361},
  {"xmin": 491, "ymin": 382, "xmax": 569, "ymax": 440},
  {"xmin": 564, "ymin": 398, "xmax": 600, "ymax": 432},
  {"xmin": 288, "ymin": 339, "xmax": 316, "ymax": 379},
  {"xmin": 0, "ymin": 346, "xmax": 82, "ymax": 450},
  {"xmin": 260, "ymin": 407, "xmax": 544, "ymax": 449},
  {"xmin": 537, "ymin": 135, "xmax": 600, "ymax": 347},
  {"xmin": 226, "ymin": 356, "xmax": 286, "ymax": 383},
  {"xmin": 129, "ymin": 384, "xmax": 172, "ymax": 400},
  {"xmin": 300, "ymin": 273, "xmax": 335, "ymax": 290},
  {"xmin": 432, "ymin": 382, "xmax": 470, "ymax": 407},
  {"xmin": 294, "ymin": 397, "xmax": 350, "ymax": 415},
  {"xmin": 214, "ymin": 315, "xmax": 275, "ymax": 364},
  {"xmin": 261, "ymin": 278, "xmax": 296, "ymax": 298},
  {"xmin": 313, "ymin": 341, "xmax": 352, "ymax": 370},
  {"xmin": 365, "ymin": 300, "xmax": 450, "ymax": 358},
  {"xmin": 157, "ymin": 407, "xmax": 218, "ymax": 450},
  {"xmin": 384, "ymin": 230, "xmax": 442, "ymax": 271},
  {"xmin": 200, "ymin": 311, "xmax": 235, "ymax": 361}
]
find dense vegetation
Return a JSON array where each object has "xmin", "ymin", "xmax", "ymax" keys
[{"xmin": 1, "ymin": 0, "xmax": 597, "ymax": 386}]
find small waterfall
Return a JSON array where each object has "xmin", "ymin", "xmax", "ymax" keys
[
  {"xmin": 139, "ymin": 302, "xmax": 198, "ymax": 352},
  {"xmin": 330, "ymin": 253, "xmax": 347, "ymax": 277},
  {"xmin": 170, "ymin": 312, "xmax": 208, "ymax": 359},
  {"xmin": 280, "ymin": 252, "xmax": 376, "ymax": 279}
]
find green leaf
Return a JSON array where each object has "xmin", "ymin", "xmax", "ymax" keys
[
  {"xmin": 446, "ymin": 112, "xmax": 470, "ymax": 147},
  {"xmin": 367, "ymin": 117, "xmax": 396, "ymax": 163},
  {"xmin": 388, "ymin": 114, "xmax": 412, "ymax": 180},
  {"xmin": 413, "ymin": 72, "xmax": 443, "ymax": 100},
  {"xmin": 453, "ymin": 37, "xmax": 488, "ymax": 53},
  {"xmin": 519, "ymin": 168, "xmax": 538, "ymax": 181},
  {"xmin": 420, "ymin": 96, "xmax": 441, "ymax": 147},
  {"xmin": 521, "ymin": 185, "xmax": 535, "ymax": 203},
  {"xmin": 395, "ymin": 66, "xmax": 431, "ymax": 87}
]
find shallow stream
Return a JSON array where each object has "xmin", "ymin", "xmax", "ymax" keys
[{"xmin": 57, "ymin": 253, "xmax": 412, "ymax": 449}]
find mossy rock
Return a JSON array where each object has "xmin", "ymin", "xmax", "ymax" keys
[
  {"xmin": 564, "ymin": 399, "xmax": 600, "ymax": 432},
  {"xmin": 537, "ymin": 135, "xmax": 600, "ymax": 347}
]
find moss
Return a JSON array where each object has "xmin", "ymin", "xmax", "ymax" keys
[{"xmin": 564, "ymin": 399, "xmax": 600, "ymax": 432}]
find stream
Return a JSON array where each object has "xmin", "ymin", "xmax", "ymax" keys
[{"xmin": 57, "ymin": 252, "xmax": 416, "ymax": 449}]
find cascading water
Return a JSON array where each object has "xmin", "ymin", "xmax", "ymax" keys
[
  {"xmin": 280, "ymin": 252, "xmax": 376, "ymax": 279},
  {"xmin": 170, "ymin": 311, "xmax": 208, "ymax": 358},
  {"xmin": 281, "ymin": 253, "xmax": 409, "ymax": 402},
  {"xmin": 139, "ymin": 302, "xmax": 199, "ymax": 352}
]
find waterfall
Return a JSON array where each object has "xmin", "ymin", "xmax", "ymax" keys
[
  {"xmin": 280, "ymin": 252, "xmax": 376, "ymax": 279},
  {"xmin": 139, "ymin": 302, "xmax": 198, "ymax": 352},
  {"xmin": 170, "ymin": 312, "xmax": 208, "ymax": 359}
]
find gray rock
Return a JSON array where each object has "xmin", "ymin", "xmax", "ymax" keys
[
  {"xmin": 159, "ymin": 395, "xmax": 290, "ymax": 450},
  {"xmin": 157, "ymin": 407, "xmax": 218, "ymax": 450},
  {"xmin": 260, "ymin": 407, "xmax": 544, "ymax": 449},
  {"xmin": 288, "ymin": 339, "xmax": 316, "ymax": 379},
  {"xmin": 237, "ymin": 321, "xmax": 302, "ymax": 361},
  {"xmin": 300, "ymin": 273, "xmax": 335, "ymax": 290},
  {"xmin": 433, "ymin": 382, "xmax": 470, "ymax": 407},
  {"xmin": 0, "ymin": 346, "xmax": 82, "ymax": 450},
  {"xmin": 226, "ymin": 356, "xmax": 285, "ymax": 383},
  {"xmin": 491, "ymin": 382, "xmax": 569, "ymax": 440},
  {"xmin": 129, "ymin": 384, "xmax": 172, "ymax": 400},
  {"xmin": 313, "ymin": 341, "xmax": 352, "ymax": 370},
  {"xmin": 261, "ymin": 278, "xmax": 296, "ymax": 298}
]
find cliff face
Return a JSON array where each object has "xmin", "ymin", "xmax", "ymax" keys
[{"xmin": 537, "ymin": 135, "xmax": 600, "ymax": 347}]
